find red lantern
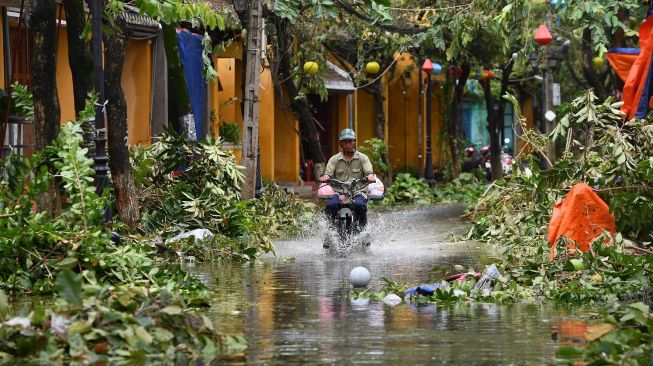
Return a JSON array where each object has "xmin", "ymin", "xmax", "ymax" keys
[
  {"xmin": 534, "ymin": 24, "xmax": 553, "ymax": 46},
  {"xmin": 422, "ymin": 58, "xmax": 434, "ymax": 74}
]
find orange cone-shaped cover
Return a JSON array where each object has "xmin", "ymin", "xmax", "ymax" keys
[{"xmin": 548, "ymin": 183, "xmax": 616, "ymax": 259}]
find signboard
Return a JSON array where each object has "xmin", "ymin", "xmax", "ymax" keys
[{"xmin": 552, "ymin": 83, "xmax": 561, "ymax": 106}]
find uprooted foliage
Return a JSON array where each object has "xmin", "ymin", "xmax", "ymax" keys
[
  {"xmin": 0, "ymin": 122, "xmax": 153, "ymax": 293},
  {"xmin": 362, "ymin": 91, "xmax": 653, "ymax": 363},
  {"xmin": 0, "ymin": 271, "xmax": 246, "ymax": 364},
  {"xmin": 131, "ymin": 131, "xmax": 316, "ymax": 261},
  {"xmin": 382, "ymin": 172, "xmax": 486, "ymax": 205},
  {"xmin": 466, "ymin": 91, "xmax": 653, "ymax": 362},
  {"xmin": 0, "ymin": 122, "xmax": 245, "ymax": 362}
]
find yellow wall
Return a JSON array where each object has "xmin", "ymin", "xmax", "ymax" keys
[
  {"xmin": 216, "ymin": 58, "xmax": 237, "ymax": 127},
  {"xmin": 122, "ymin": 40, "xmax": 152, "ymax": 145},
  {"xmin": 56, "ymin": 27, "xmax": 75, "ymax": 123},
  {"xmin": 274, "ymin": 92, "xmax": 299, "ymax": 183},
  {"xmin": 51, "ymin": 18, "xmax": 152, "ymax": 146},
  {"xmin": 355, "ymin": 90, "xmax": 376, "ymax": 144},
  {"xmin": 259, "ymin": 67, "xmax": 275, "ymax": 180},
  {"xmin": 387, "ymin": 55, "xmax": 421, "ymax": 172}
]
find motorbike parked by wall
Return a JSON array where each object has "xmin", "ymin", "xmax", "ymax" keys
[{"xmin": 462, "ymin": 144, "xmax": 512, "ymax": 179}]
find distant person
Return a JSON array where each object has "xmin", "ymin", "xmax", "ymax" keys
[{"xmin": 319, "ymin": 128, "xmax": 375, "ymax": 247}]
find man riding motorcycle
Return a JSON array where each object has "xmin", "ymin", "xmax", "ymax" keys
[{"xmin": 319, "ymin": 128, "xmax": 376, "ymax": 248}]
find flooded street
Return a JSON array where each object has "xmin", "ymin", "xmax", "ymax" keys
[{"xmin": 195, "ymin": 204, "xmax": 568, "ymax": 365}]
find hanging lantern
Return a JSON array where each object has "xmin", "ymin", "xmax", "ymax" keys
[
  {"xmin": 422, "ymin": 58, "xmax": 434, "ymax": 74},
  {"xmin": 534, "ymin": 24, "xmax": 553, "ymax": 46},
  {"xmin": 303, "ymin": 61, "xmax": 319, "ymax": 75},
  {"xmin": 365, "ymin": 61, "xmax": 380, "ymax": 74},
  {"xmin": 431, "ymin": 62, "xmax": 442, "ymax": 75}
]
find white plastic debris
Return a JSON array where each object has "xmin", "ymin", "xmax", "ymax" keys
[
  {"xmin": 50, "ymin": 313, "xmax": 68, "ymax": 336},
  {"xmin": 453, "ymin": 290, "xmax": 466, "ymax": 297},
  {"xmin": 3, "ymin": 316, "xmax": 30, "ymax": 328},
  {"xmin": 383, "ymin": 294, "xmax": 402, "ymax": 306},
  {"xmin": 472, "ymin": 264, "xmax": 501, "ymax": 294},
  {"xmin": 166, "ymin": 229, "xmax": 214, "ymax": 244}
]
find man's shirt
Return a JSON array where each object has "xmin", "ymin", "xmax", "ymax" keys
[{"xmin": 324, "ymin": 151, "xmax": 373, "ymax": 193}]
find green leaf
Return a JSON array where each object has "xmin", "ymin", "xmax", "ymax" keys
[
  {"xmin": 56, "ymin": 270, "xmax": 83, "ymax": 307},
  {"xmin": 161, "ymin": 305, "xmax": 183, "ymax": 315},
  {"xmin": 0, "ymin": 290, "xmax": 8, "ymax": 320},
  {"xmin": 627, "ymin": 302, "xmax": 649, "ymax": 316}
]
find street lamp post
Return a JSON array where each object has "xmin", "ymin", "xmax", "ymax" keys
[
  {"xmin": 532, "ymin": 22, "xmax": 569, "ymax": 169},
  {"xmin": 421, "ymin": 59, "xmax": 435, "ymax": 183},
  {"xmin": 91, "ymin": 0, "xmax": 109, "ymax": 197}
]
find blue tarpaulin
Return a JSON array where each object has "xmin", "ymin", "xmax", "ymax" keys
[{"xmin": 176, "ymin": 29, "xmax": 206, "ymax": 140}]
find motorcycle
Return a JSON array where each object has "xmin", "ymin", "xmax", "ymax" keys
[
  {"xmin": 463, "ymin": 144, "xmax": 513, "ymax": 178},
  {"xmin": 317, "ymin": 177, "xmax": 385, "ymax": 255}
]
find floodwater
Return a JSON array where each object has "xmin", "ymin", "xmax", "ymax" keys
[{"xmin": 194, "ymin": 204, "xmax": 575, "ymax": 365}]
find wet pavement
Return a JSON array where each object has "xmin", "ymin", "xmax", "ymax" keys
[{"xmin": 195, "ymin": 204, "xmax": 569, "ymax": 365}]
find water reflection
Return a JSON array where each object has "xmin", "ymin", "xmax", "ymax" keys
[{"xmin": 198, "ymin": 205, "xmax": 563, "ymax": 364}]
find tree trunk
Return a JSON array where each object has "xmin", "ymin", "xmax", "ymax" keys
[
  {"xmin": 162, "ymin": 23, "xmax": 191, "ymax": 133},
  {"xmin": 272, "ymin": 16, "xmax": 325, "ymax": 175},
  {"xmin": 29, "ymin": 0, "xmax": 60, "ymax": 151},
  {"xmin": 30, "ymin": 0, "xmax": 61, "ymax": 214},
  {"xmin": 483, "ymin": 60, "xmax": 514, "ymax": 181},
  {"xmin": 581, "ymin": 28, "xmax": 608, "ymax": 100},
  {"xmin": 63, "ymin": 0, "xmax": 95, "ymax": 157},
  {"xmin": 103, "ymin": 15, "xmax": 140, "ymax": 230},
  {"xmin": 482, "ymin": 80, "xmax": 502, "ymax": 181},
  {"xmin": 447, "ymin": 63, "xmax": 470, "ymax": 178}
]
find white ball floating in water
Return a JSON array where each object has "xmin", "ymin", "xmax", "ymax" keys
[{"xmin": 349, "ymin": 266, "xmax": 371, "ymax": 287}]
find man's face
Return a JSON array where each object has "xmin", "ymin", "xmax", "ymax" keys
[{"xmin": 340, "ymin": 139, "xmax": 355, "ymax": 153}]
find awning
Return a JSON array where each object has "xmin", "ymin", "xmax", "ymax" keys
[{"xmin": 325, "ymin": 61, "xmax": 355, "ymax": 92}]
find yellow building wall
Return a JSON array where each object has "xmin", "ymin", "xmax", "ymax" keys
[
  {"xmin": 56, "ymin": 27, "xmax": 75, "ymax": 123},
  {"xmin": 259, "ymin": 67, "xmax": 275, "ymax": 180},
  {"xmin": 274, "ymin": 93, "xmax": 299, "ymax": 183},
  {"xmin": 52, "ymin": 20, "xmax": 152, "ymax": 146},
  {"xmin": 355, "ymin": 90, "xmax": 376, "ymax": 146},
  {"xmin": 216, "ymin": 58, "xmax": 237, "ymax": 127},
  {"xmin": 387, "ymin": 61, "xmax": 420, "ymax": 172},
  {"xmin": 122, "ymin": 40, "xmax": 152, "ymax": 145}
]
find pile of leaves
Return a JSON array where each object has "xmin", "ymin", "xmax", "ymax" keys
[
  {"xmin": 0, "ymin": 122, "xmax": 145, "ymax": 292},
  {"xmin": 382, "ymin": 172, "xmax": 486, "ymax": 206},
  {"xmin": 432, "ymin": 172, "xmax": 487, "ymax": 204},
  {"xmin": 471, "ymin": 91, "xmax": 653, "ymax": 244},
  {"xmin": 132, "ymin": 131, "xmax": 317, "ymax": 261},
  {"xmin": 383, "ymin": 173, "xmax": 434, "ymax": 205},
  {"xmin": 557, "ymin": 302, "xmax": 653, "ymax": 365},
  {"xmin": 0, "ymin": 271, "xmax": 246, "ymax": 364},
  {"xmin": 462, "ymin": 91, "xmax": 653, "ymax": 361}
]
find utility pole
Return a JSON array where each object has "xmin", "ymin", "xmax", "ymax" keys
[{"xmin": 241, "ymin": 0, "xmax": 263, "ymax": 199}]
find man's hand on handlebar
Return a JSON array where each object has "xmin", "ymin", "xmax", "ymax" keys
[
  {"xmin": 319, "ymin": 175, "xmax": 330, "ymax": 183},
  {"xmin": 367, "ymin": 173, "xmax": 375, "ymax": 183}
]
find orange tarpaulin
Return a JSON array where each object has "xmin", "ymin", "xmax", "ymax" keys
[
  {"xmin": 621, "ymin": 13, "xmax": 653, "ymax": 120},
  {"xmin": 548, "ymin": 183, "xmax": 616, "ymax": 259},
  {"xmin": 607, "ymin": 51, "xmax": 638, "ymax": 82}
]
